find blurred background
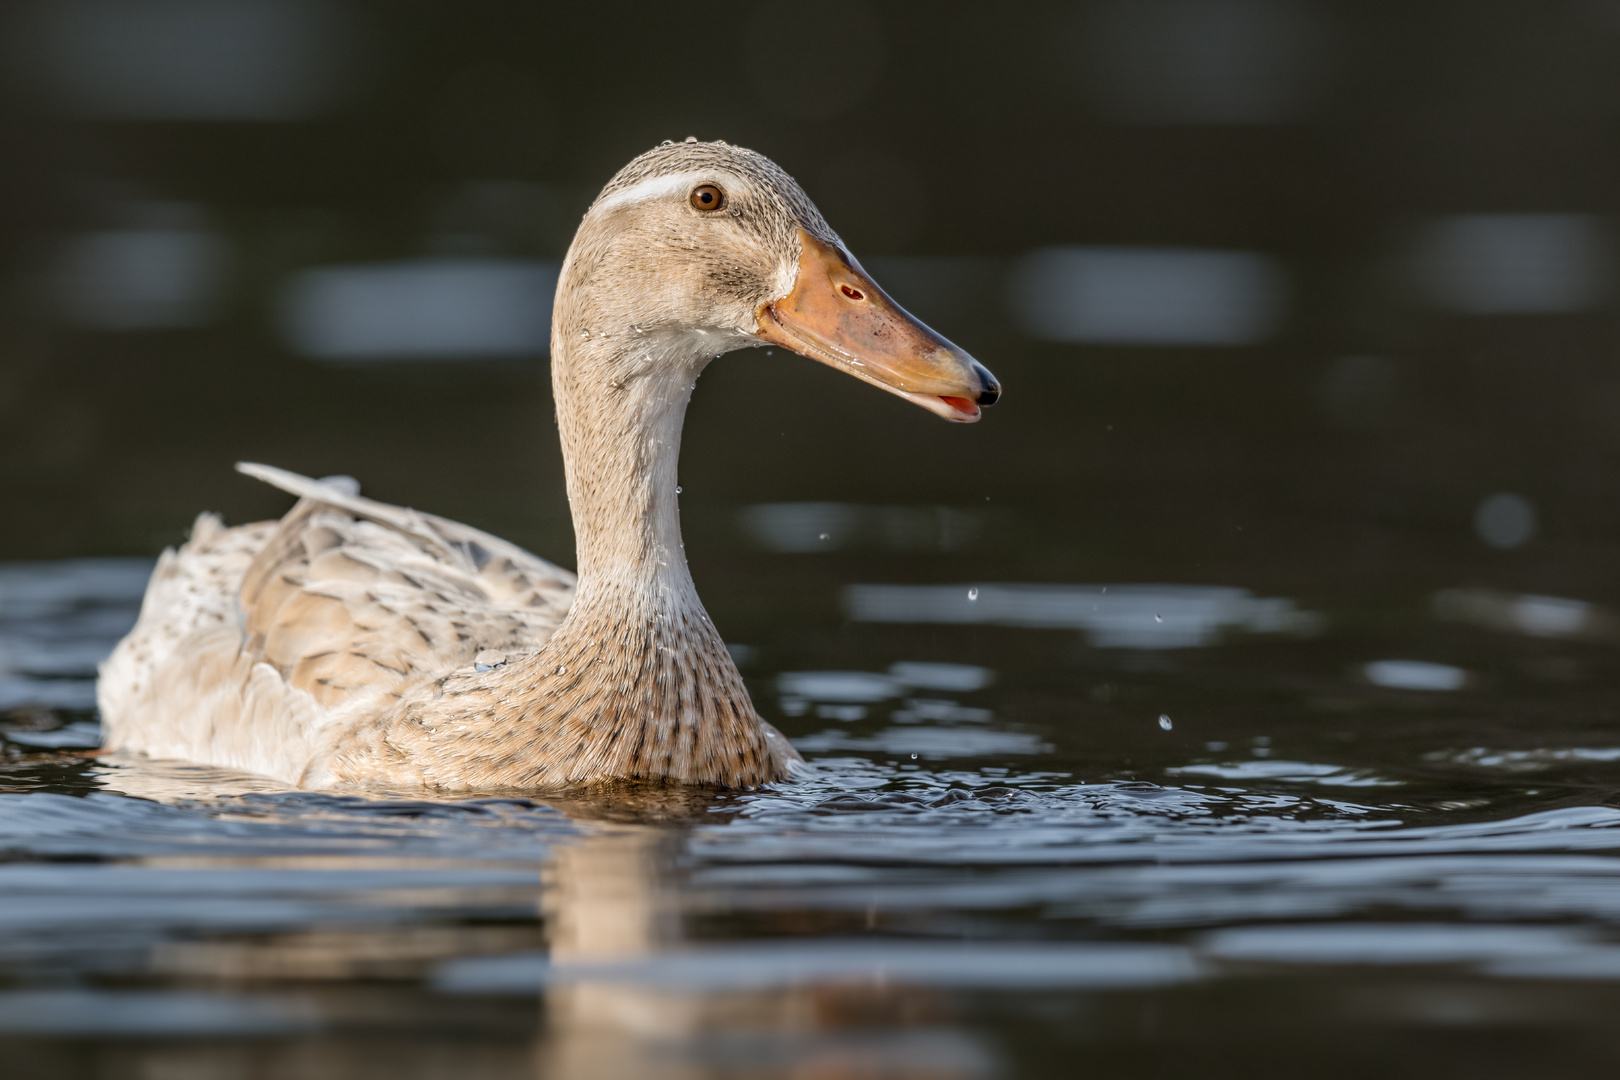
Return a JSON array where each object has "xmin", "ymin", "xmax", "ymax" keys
[{"xmin": 4, "ymin": 0, "xmax": 1619, "ymax": 617}]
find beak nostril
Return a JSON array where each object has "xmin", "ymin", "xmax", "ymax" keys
[{"xmin": 839, "ymin": 285, "xmax": 865, "ymax": 302}]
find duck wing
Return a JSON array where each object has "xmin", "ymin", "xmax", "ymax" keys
[
  {"xmin": 236, "ymin": 463, "xmax": 575, "ymax": 605},
  {"xmin": 235, "ymin": 463, "xmax": 576, "ymax": 711},
  {"xmin": 99, "ymin": 466, "xmax": 577, "ymax": 784}
]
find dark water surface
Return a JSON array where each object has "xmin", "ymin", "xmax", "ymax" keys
[{"xmin": 5, "ymin": 553, "xmax": 1620, "ymax": 1078}]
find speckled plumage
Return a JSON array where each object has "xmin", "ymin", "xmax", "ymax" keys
[{"xmin": 99, "ymin": 140, "xmax": 834, "ymax": 790}]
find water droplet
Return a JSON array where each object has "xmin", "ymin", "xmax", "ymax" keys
[
  {"xmin": 818, "ymin": 532, "xmax": 829, "ymax": 541},
  {"xmin": 1159, "ymin": 714, "xmax": 1173, "ymax": 731},
  {"xmin": 968, "ymin": 587, "xmax": 979, "ymax": 601},
  {"xmin": 676, "ymin": 486, "xmax": 682, "ymax": 494},
  {"xmin": 556, "ymin": 665, "xmax": 567, "ymax": 675},
  {"xmin": 910, "ymin": 753, "xmax": 918, "ymax": 759},
  {"xmin": 1154, "ymin": 614, "xmax": 1162, "ymax": 623}
]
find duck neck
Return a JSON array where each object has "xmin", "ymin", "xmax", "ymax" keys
[{"xmin": 551, "ymin": 327, "xmax": 717, "ymax": 628}]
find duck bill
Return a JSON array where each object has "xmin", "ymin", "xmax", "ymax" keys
[{"xmin": 755, "ymin": 229, "xmax": 1000, "ymax": 422}]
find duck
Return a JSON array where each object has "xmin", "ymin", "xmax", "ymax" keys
[{"xmin": 96, "ymin": 139, "xmax": 1000, "ymax": 791}]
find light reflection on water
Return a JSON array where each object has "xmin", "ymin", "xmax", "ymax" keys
[
  {"xmin": 843, "ymin": 582, "xmax": 1317, "ymax": 648},
  {"xmin": 0, "ymin": 558, "xmax": 148, "ymax": 712},
  {"xmin": 278, "ymin": 258, "xmax": 559, "ymax": 361},
  {"xmin": 1362, "ymin": 659, "xmax": 1468, "ymax": 692},
  {"xmin": 1412, "ymin": 214, "xmax": 1613, "ymax": 316},
  {"xmin": 1008, "ymin": 246, "xmax": 1289, "ymax": 346},
  {"xmin": 1435, "ymin": 587, "xmax": 1617, "ymax": 641},
  {"xmin": 5, "ymin": 561, "xmax": 1620, "ymax": 1074},
  {"xmin": 739, "ymin": 502, "xmax": 986, "ymax": 553}
]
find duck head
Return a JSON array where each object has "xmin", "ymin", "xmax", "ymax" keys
[{"xmin": 558, "ymin": 138, "xmax": 1000, "ymax": 422}]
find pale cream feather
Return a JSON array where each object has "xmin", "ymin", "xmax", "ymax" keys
[{"xmin": 99, "ymin": 475, "xmax": 579, "ymax": 786}]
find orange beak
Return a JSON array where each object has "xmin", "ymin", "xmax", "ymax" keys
[{"xmin": 755, "ymin": 230, "xmax": 1001, "ymax": 422}]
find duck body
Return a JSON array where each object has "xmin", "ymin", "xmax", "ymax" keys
[
  {"xmin": 97, "ymin": 140, "xmax": 999, "ymax": 791},
  {"xmin": 98, "ymin": 465, "xmax": 786, "ymax": 788}
]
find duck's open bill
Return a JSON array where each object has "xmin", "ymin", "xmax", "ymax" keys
[{"xmin": 755, "ymin": 230, "xmax": 1001, "ymax": 422}]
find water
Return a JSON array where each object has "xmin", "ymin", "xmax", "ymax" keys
[
  {"xmin": 3, "ymin": 555, "xmax": 1620, "ymax": 1077},
  {"xmin": 8, "ymin": 3, "xmax": 1620, "ymax": 1074}
]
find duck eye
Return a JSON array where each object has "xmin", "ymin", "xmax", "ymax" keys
[{"xmin": 690, "ymin": 184, "xmax": 726, "ymax": 212}]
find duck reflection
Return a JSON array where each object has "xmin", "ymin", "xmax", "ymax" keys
[
  {"xmin": 538, "ymin": 822, "xmax": 690, "ymax": 1075},
  {"xmin": 88, "ymin": 760, "xmax": 989, "ymax": 1079},
  {"xmin": 534, "ymin": 795, "xmax": 991, "ymax": 1080}
]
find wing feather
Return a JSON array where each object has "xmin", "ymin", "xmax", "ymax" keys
[{"xmin": 100, "ymin": 465, "xmax": 578, "ymax": 783}]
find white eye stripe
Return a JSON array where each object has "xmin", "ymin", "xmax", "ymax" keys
[{"xmin": 595, "ymin": 172, "xmax": 718, "ymax": 215}]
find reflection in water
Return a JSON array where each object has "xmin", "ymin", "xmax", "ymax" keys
[
  {"xmin": 4, "ymin": 719, "xmax": 100, "ymax": 748},
  {"xmin": 0, "ymin": 988, "xmax": 315, "ymax": 1037},
  {"xmin": 890, "ymin": 700, "xmax": 993, "ymax": 726},
  {"xmin": 793, "ymin": 727, "xmax": 1050, "ymax": 760},
  {"xmin": 1200, "ymin": 923, "xmax": 1594, "ymax": 966},
  {"xmin": 778, "ymin": 670, "xmax": 901, "ymax": 704},
  {"xmin": 844, "ymin": 582, "xmax": 1315, "ymax": 648},
  {"xmin": 1413, "ymin": 214, "xmax": 1613, "ymax": 315},
  {"xmin": 0, "ymin": 560, "xmax": 151, "ymax": 621},
  {"xmin": 6, "ymin": 559, "xmax": 1620, "ymax": 1073},
  {"xmin": 0, "ymin": 740, "xmax": 1613, "ymax": 1072},
  {"xmin": 739, "ymin": 502, "xmax": 984, "ymax": 553},
  {"xmin": 449, "ymin": 939, "xmax": 1202, "ymax": 994},
  {"xmin": 1007, "ymin": 246, "xmax": 1287, "ymax": 345},
  {"xmin": 886, "ymin": 663, "xmax": 994, "ymax": 693},
  {"xmin": 777, "ymin": 665, "xmax": 992, "ymax": 708},
  {"xmin": 531, "ymin": 823, "xmax": 1000, "ymax": 1079},
  {"xmin": 775, "ymin": 666, "xmax": 1006, "ymax": 757},
  {"xmin": 278, "ymin": 258, "xmax": 558, "ymax": 360},
  {"xmin": 537, "ymin": 826, "xmax": 689, "ymax": 1078},
  {"xmin": 1362, "ymin": 659, "xmax": 1468, "ymax": 692},
  {"xmin": 1434, "ymin": 587, "xmax": 1614, "ymax": 641},
  {"xmin": 1168, "ymin": 759, "xmax": 1399, "ymax": 787},
  {"xmin": 0, "ymin": 558, "xmax": 147, "ymax": 712},
  {"xmin": 1426, "ymin": 747, "xmax": 1620, "ymax": 772},
  {"xmin": 52, "ymin": 208, "xmax": 230, "ymax": 330}
]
